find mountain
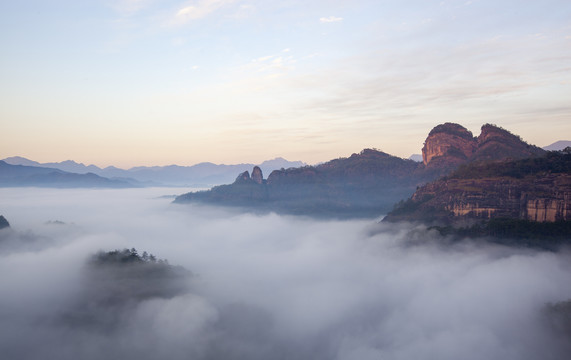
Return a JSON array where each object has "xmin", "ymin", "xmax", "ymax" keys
[
  {"xmin": 421, "ymin": 123, "xmax": 545, "ymax": 174},
  {"xmin": 543, "ymin": 140, "xmax": 571, "ymax": 151},
  {"xmin": 0, "ymin": 161, "xmax": 135, "ymax": 188},
  {"xmin": 175, "ymin": 149, "xmax": 430, "ymax": 217},
  {"xmin": 408, "ymin": 154, "xmax": 423, "ymax": 162},
  {"xmin": 1, "ymin": 157, "xmax": 306, "ymax": 187},
  {"xmin": 383, "ymin": 150, "xmax": 571, "ymax": 242},
  {"xmin": 175, "ymin": 123, "xmax": 553, "ymax": 219},
  {"xmin": 2, "ymin": 157, "xmax": 101, "ymax": 174}
]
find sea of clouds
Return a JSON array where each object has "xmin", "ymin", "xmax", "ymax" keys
[{"xmin": 1, "ymin": 187, "xmax": 570, "ymax": 360}]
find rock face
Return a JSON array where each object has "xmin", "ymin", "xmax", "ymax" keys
[
  {"xmin": 473, "ymin": 124, "xmax": 545, "ymax": 162},
  {"xmin": 385, "ymin": 151, "xmax": 571, "ymax": 225},
  {"xmin": 0, "ymin": 215, "xmax": 9, "ymax": 230},
  {"xmin": 410, "ymin": 175, "xmax": 571, "ymax": 223},
  {"xmin": 422, "ymin": 123, "xmax": 545, "ymax": 171},
  {"xmin": 422, "ymin": 123, "xmax": 477, "ymax": 167},
  {"xmin": 251, "ymin": 166, "xmax": 263, "ymax": 184}
]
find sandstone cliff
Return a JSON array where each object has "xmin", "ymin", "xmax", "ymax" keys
[
  {"xmin": 385, "ymin": 151, "xmax": 571, "ymax": 225},
  {"xmin": 422, "ymin": 123, "xmax": 476, "ymax": 167},
  {"xmin": 422, "ymin": 123, "xmax": 545, "ymax": 172}
]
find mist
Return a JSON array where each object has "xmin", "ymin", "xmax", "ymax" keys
[{"xmin": 1, "ymin": 187, "xmax": 570, "ymax": 360}]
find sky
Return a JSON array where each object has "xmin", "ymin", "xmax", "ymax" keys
[{"xmin": 1, "ymin": 0, "xmax": 570, "ymax": 168}]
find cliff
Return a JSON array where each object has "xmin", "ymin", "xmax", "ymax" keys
[
  {"xmin": 422, "ymin": 123, "xmax": 477, "ymax": 168},
  {"xmin": 385, "ymin": 151, "xmax": 571, "ymax": 226},
  {"xmin": 422, "ymin": 123, "xmax": 545, "ymax": 174}
]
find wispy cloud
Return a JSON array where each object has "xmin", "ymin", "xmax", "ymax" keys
[
  {"xmin": 319, "ymin": 16, "xmax": 343, "ymax": 23},
  {"xmin": 246, "ymin": 52, "xmax": 296, "ymax": 75},
  {"xmin": 174, "ymin": 0, "xmax": 236, "ymax": 23}
]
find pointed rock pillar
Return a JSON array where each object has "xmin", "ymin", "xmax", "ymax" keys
[{"xmin": 251, "ymin": 166, "xmax": 263, "ymax": 184}]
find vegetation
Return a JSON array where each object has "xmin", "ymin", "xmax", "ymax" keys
[
  {"xmin": 430, "ymin": 219, "xmax": 571, "ymax": 249},
  {"xmin": 428, "ymin": 123, "xmax": 474, "ymax": 140},
  {"xmin": 175, "ymin": 148, "xmax": 426, "ymax": 218},
  {"xmin": 85, "ymin": 248, "xmax": 192, "ymax": 304},
  {"xmin": 450, "ymin": 150, "xmax": 571, "ymax": 180}
]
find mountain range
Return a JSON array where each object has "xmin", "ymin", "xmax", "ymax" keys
[
  {"xmin": 0, "ymin": 161, "xmax": 134, "ymax": 188},
  {"xmin": 0, "ymin": 157, "xmax": 306, "ymax": 187},
  {"xmin": 175, "ymin": 123, "xmax": 569, "ymax": 222}
]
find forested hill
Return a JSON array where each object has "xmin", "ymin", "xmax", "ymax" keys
[{"xmin": 175, "ymin": 149, "xmax": 427, "ymax": 218}]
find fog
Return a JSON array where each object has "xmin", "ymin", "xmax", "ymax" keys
[{"xmin": 1, "ymin": 187, "xmax": 570, "ymax": 359}]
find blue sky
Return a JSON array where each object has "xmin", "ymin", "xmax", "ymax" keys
[{"xmin": 1, "ymin": 0, "xmax": 570, "ymax": 167}]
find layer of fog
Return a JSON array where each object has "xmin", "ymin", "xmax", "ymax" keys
[{"xmin": 1, "ymin": 187, "xmax": 570, "ymax": 360}]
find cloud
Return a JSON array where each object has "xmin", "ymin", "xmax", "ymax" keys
[
  {"xmin": 174, "ymin": 0, "xmax": 236, "ymax": 23},
  {"xmin": 1, "ymin": 187, "xmax": 571, "ymax": 359},
  {"xmin": 246, "ymin": 52, "xmax": 296, "ymax": 74},
  {"xmin": 319, "ymin": 16, "xmax": 343, "ymax": 23}
]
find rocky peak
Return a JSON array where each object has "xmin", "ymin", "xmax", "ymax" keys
[
  {"xmin": 422, "ymin": 123, "xmax": 476, "ymax": 167},
  {"xmin": 0, "ymin": 215, "xmax": 10, "ymax": 230},
  {"xmin": 234, "ymin": 170, "xmax": 251, "ymax": 184},
  {"xmin": 251, "ymin": 166, "xmax": 263, "ymax": 184},
  {"xmin": 474, "ymin": 124, "xmax": 545, "ymax": 162}
]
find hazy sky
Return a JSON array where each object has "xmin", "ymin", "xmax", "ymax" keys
[{"xmin": 1, "ymin": 0, "xmax": 570, "ymax": 167}]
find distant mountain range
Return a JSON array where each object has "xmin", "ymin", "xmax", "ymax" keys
[
  {"xmin": 0, "ymin": 161, "xmax": 134, "ymax": 188},
  {"xmin": 0, "ymin": 157, "xmax": 306, "ymax": 187},
  {"xmin": 542, "ymin": 140, "xmax": 571, "ymax": 151}
]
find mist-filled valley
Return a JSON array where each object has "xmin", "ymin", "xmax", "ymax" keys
[{"xmin": 1, "ymin": 187, "xmax": 571, "ymax": 360}]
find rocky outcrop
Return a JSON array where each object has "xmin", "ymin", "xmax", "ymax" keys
[
  {"xmin": 385, "ymin": 151, "xmax": 571, "ymax": 225},
  {"xmin": 473, "ymin": 124, "xmax": 545, "ymax": 162},
  {"xmin": 421, "ymin": 123, "xmax": 545, "ymax": 171},
  {"xmin": 251, "ymin": 166, "xmax": 263, "ymax": 184},
  {"xmin": 234, "ymin": 171, "xmax": 251, "ymax": 184},
  {"xmin": 0, "ymin": 215, "xmax": 9, "ymax": 230},
  {"xmin": 422, "ymin": 123, "xmax": 476, "ymax": 167}
]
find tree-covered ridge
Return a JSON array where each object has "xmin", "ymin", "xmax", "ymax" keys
[
  {"xmin": 449, "ymin": 150, "xmax": 571, "ymax": 180},
  {"xmin": 90, "ymin": 248, "xmax": 166, "ymax": 265},
  {"xmin": 176, "ymin": 149, "xmax": 426, "ymax": 218},
  {"xmin": 429, "ymin": 219, "xmax": 571, "ymax": 248}
]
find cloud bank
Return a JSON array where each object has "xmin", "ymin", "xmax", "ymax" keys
[{"xmin": 0, "ymin": 187, "xmax": 570, "ymax": 359}]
